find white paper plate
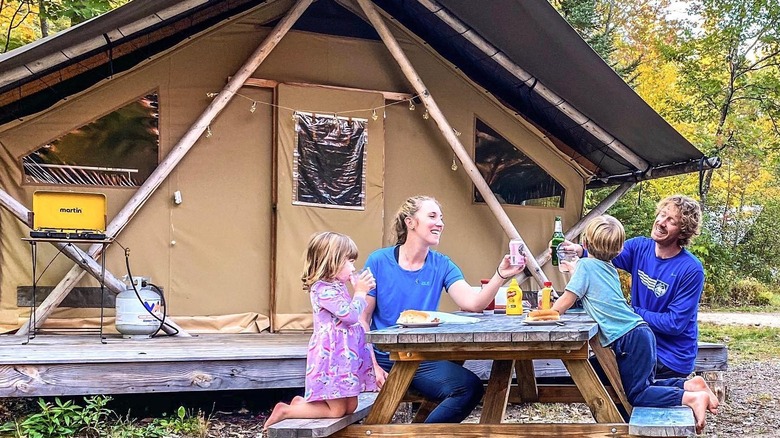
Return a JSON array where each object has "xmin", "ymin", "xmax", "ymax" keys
[
  {"xmin": 399, "ymin": 322, "xmax": 442, "ymax": 328},
  {"xmin": 522, "ymin": 319, "xmax": 563, "ymax": 326}
]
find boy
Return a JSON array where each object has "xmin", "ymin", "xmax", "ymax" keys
[{"xmin": 552, "ymin": 215, "xmax": 718, "ymax": 433}]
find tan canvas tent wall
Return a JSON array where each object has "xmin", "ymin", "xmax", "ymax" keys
[{"xmin": 3, "ymin": 0, "xmax": 710, "ymax": 334}]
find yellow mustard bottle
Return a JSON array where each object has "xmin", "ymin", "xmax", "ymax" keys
[
  {"xmin": 540, "ymin": 281, "xmax": 553, "ymax": 310},
  {"xmin": 506, "ymin": 278, "xmax": 523, "ymax": 316}
]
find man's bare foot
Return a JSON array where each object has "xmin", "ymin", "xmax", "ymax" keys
[
  {"xmin": 685, "ymin": 376, "xmax": 720, "ymax": 413},
  {"xmin": 683, "ymin": 391, "xmax": 709, "ymax": 434},
  {"xmin": 263, "ymin": 402, "xmax": 290, "ymax": 431}
]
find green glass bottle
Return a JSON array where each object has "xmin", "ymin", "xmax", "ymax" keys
[{"xmin": 550, "ymin": 216, "xmax": 565, "ymax": 266}]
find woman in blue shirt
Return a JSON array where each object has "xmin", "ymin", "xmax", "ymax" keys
[{"xmin": 360, "ymin": 195, "xmax": 525, "ymax": 423}]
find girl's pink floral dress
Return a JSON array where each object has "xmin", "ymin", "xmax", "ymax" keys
[{"xmin": 304, "ymin": 280, "xmax": 378, "ymax": 401}]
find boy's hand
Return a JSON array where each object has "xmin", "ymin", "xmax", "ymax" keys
[{"xmin": 498, "ymin": 254, "xmax": 525, "ymax": 279}]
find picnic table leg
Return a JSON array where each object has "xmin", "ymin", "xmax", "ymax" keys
[
  {"xmin": 563, "ymin": 359, "xmax": 624, "ymax": 423},
  {"xmin": 589, "ymin": 338, "xmax": 633, "ymax": 415},
  {"xmin": 513, "ymin": 360, "xmax": 539, "ymax": 403},
  {"xmin": 365, "ymin": 361, "xmax": 419, "ymax": 424},
  {"xmin": 480, "ymin": 359, "xmax": 514, "ymax": 424}
]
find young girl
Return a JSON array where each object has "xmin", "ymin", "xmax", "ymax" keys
[{"xmin": 263, "ymin": 231, "xmax": 379, "ymax": 430}]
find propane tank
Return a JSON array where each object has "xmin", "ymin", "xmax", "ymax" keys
[{"xmin": 115, "ymin": 276, "xmax": 163, "ymax": 339}]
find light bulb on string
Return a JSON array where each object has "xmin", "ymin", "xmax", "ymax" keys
[
  {"xmin": 423, "ymin": 109, "xmax": 429, "ymax": 120},
  {"xmin": 250, "ymin": 101, "xmax": 257, "ymax": 113},
  {"xmin": 451, "ymin": 156, "xmax": 458, "ymax": 171},
  {"xmin": 291, "ymin": 111, "xmax": 297, "ymax": 122},
  {"xmin": 409, "ymin": 100, "xmax": 415, "ymax": 111},
  {"xmin": 206, "ymin": 125, "xmax": 213, "ymax": 138},
  {"xmin": 383, "ymin": 110, "xmax": 387, "ymax": 119},
  {"xmin": 371, "ymin": 109, "xmax": 378, "ymax": 121},
  {"xmin": 206, "ymin": 92, "xmax": 218, "ymax": 98},
  {"xmin": 453, "ymin": 128, "xmax": 461, "ymax": 137}
]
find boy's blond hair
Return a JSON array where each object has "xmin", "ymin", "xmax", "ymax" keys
[
  {"xmin": 301, "ymin": 231, "xmax": 358, "ymax": 290},
  {"xmin": 584, "ymin": 215, "xmax": 625, "ymax": 261}
]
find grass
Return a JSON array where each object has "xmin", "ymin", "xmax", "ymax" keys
[{"xmin": 698, "ymin": 322, "xmax": 780, "ymax": 362}]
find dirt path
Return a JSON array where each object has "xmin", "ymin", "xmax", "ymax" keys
[{"xmin": 698, "ymin": 311, "xmax": 780, "ymax": 327}]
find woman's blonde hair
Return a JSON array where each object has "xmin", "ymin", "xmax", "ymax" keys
[
  {"xmin": 392, "ymin": 195, "xmax": 441, "ymax": 245},
  {"xmin": 584, "ymin": 215, "xmax": 625, "ymax": 261},
  {"xmin": 301, "ymin": 232, "xmax": 358, "ymax": 289},
  {"xmin": 656, "ymin": 195, "xmax": 701, "ymax": 247}
]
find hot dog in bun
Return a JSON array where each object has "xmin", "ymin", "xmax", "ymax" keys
[
  {"xmin": 526, "ymin": 309, "xmax": 560, "ymax": 322},
  {"xmin": 398, "ymin": 310, "xmax": 440, "ymax": 324}
]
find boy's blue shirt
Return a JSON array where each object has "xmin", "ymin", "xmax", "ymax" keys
[{"xmin": 566, "ymin": 257, "xmax": 645, "ymax": 347}]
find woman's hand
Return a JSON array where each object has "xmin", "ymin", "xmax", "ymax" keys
[{"xmin": 497, "ymin": 254, "xmax": 525, "ymax": 280}]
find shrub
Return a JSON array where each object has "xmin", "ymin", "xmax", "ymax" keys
[{"xmin": 730, "ymin": 278, "xmax": 772, "ymax": 307}]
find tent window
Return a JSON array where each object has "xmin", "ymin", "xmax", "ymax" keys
[
  {"xmin": 293, "ymin": 112, "xmax": 367, "ymax": 210},
  {"xmin": 474, "ymin": 119, "xmax": 564, "ymax": 207},
  {"xmin": 21, "ymin": 93, "xmax": 159, "ymax": 187}
]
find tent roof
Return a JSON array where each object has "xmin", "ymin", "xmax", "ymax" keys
[{"xmin": 0, "ymin": 0, "xmax": 718, "ymax": 187}]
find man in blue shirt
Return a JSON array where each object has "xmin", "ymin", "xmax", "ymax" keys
[{"xmin": 564, "ymin": 195, "xmax": 704, "ymax": 378}]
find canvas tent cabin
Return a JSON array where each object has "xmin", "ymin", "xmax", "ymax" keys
[{"xmin": 0, "ymin": 0, "xmax": 719, "ymax": 337}]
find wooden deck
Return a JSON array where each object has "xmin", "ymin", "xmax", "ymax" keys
[{"xmin": 0, "ymin": 333, "xmax": 310, "ymax": 398}]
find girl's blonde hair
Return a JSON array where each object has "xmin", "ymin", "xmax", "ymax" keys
[
  {"xmin": 301, "ymin": 232, "xmax": 358, "ymax": 290},
  {"xmin": 392, "ymin": 195, "xmax": 441, "ymax": 245},
  {"xmin": 584, "ymin": 215, "xmax": 625, "ymax": 261}
]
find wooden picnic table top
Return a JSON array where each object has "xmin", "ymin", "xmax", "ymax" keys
[{"xmin": 367, "ymin": 311, "xmax": 598, "ymax": 349}]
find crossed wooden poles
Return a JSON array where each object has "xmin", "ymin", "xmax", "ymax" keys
[{"xmin": 0, "ymin": 0, "xmax": 633, "ymax": 337}]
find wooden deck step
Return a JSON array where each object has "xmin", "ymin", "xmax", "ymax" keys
[
  {"xmin": 628, "ymin": 406, "xmax": 695, "ymax": 437},
  {"xmin": 267, "ymin": 392, "xmax": 378, "ymax": 438}
]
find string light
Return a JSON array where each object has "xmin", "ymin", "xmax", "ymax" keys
[
  {"xmin": 451, "ymin": 156, "xmax": 458, "ymax": 171},
  {"xmin": 453, "ymin": 128, "xmax": 461, "ymax": 136},
  {"xmin": 198, "ymin": 90, "xmax": 423, "ymax": 135},
  {"xmin": 423, "ymin": 109, "xmax": 429, "ymax": 120}
]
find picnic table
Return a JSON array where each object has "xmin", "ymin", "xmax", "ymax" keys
[{"xmin": 335, "ymin": 311, "xmax": 636, "ymax": 437}]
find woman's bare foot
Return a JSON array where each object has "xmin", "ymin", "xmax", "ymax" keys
[
  {"xmin": 263, "ymin": 402, "xmax": 290, "ymax": 430},
  {"xmin": 685, "ymin": 376, "xmax": 720, "ymax": 413},
  {"xmin": 683, "ymin": 391, "xmax": 709, "ymax": 434}
]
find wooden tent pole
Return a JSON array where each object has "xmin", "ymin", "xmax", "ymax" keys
[
  {"xmin": 14, "ymin": 0, "xmax": 314, "ymax": 337},
  {"xmin": 355, "ymin": 0, "xmax": 549, "ymax": 287},
  {"xmin": 416, "ymin": 0, "xmax": 650, "ymax": 173},
  {"xmin": 514, "ymin": 182, "xmax": 635, "ymax": 285}
]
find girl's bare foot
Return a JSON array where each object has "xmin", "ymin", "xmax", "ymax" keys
[
  {"xmin": 683, "ymin": 391, "xmax": 709, "ymax": 434},
  {"xmin": 291, "ymin": 396, "xmax": 305, "ymax": 405},
  {"xmin": 263, "ymin": 402, "xmax": 290, "ymax": 430},
  {"xmin": 685, "ymin": 376, "xmax": 719, "ymax": 413}
]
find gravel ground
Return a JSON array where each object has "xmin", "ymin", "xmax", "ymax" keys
[{"xmin": 208, "ymin": 358, "xmax": 779, "ymax": 438}]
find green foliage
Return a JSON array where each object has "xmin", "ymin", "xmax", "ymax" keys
[
  {"xmin": 0, "ymin": 396, "xmax": 208, "ymax": 438},
  {"xmin": 549, "ymin": 0, "xmax": 641, "ymax": 85}
]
